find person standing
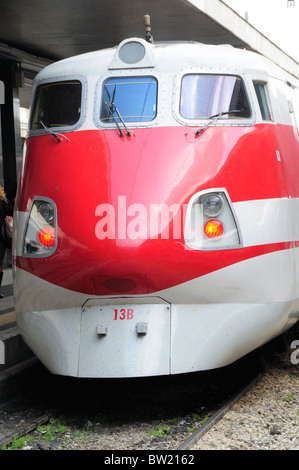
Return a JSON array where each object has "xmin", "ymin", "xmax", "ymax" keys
[{"xmin": 0, "ymin": 186, "xmax": 13, "ymax": 298}]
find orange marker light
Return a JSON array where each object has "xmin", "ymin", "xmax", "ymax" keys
[
  {"xmin": 38, "ymin": 226, "xmax": 55, "ymax": 247},
  {"xmin": 204, "ymin": 220, "xmax": 224, "ymax": 239}
]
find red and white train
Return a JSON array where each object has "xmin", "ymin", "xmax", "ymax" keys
[{"xmin": 13, "ymin": 35, "xmax": 299, "ymax": 377}]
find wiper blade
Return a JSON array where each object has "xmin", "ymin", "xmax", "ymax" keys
[
  {"xmin": 40, "ymin": 121, "xmax": 69, "ymax": 143},
  {"xmin": 40, "ymin": 120, "xmax": 62, "ymax": 142},
  {"xmin": 195, "ymin": 110, "xmax": 242, "ymax": 136},
  {"xmin": 105, "ymin": 85, "xmax": 131, "ymax": 137}
]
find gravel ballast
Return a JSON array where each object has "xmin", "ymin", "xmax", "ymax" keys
[
  {"xmin": 1, "ymin": 330, "xmax": 298, "ymax": 451},
  {"xmin": 190, "ymin": 344, "xmax": 299, "ymax": 450}
]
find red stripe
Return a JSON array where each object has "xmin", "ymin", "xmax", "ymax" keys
[
  {"xmin": 16, "ymin": 241, "xmax": 295, "ymax": 295},
  {"xmin": 15, "ymin": 123, "xmax": 299, "ymax": 294}
]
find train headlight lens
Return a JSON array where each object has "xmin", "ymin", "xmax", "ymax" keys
[
  {"xmin": 202, "ymin": 194, "xmax": 224, "ymax": 217},
  {"xmin": 204, "ymin": 220, "xmax": 224, "ymax": 239},
  {"xmin": 37, "ymin": 202, "xmax": 54, "ymax": 223}
]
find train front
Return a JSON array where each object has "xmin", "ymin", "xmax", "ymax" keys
[{"xmin": 13, "ymin": 38, "xmax": 298, "ymax": 377}]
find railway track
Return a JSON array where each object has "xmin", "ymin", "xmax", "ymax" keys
[
  {"xmin": 177, "ymin": 373, "xmax": 262, "ymax": 450},
  {"xmin": 0, "ymin": 355, "xmax": 263, "ymax": 451},
  {"xmin": 1, "ymin": 322, "xmax": 297, "ymax": 452}
]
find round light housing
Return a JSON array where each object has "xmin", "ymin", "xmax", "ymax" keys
[
  {"xmin": 118, "ymin": 42, "xmax": 146, "ymax": 64},
  {"xmin": 37, "ymin": 202, "xmax": 54, "ymax": 223},
  {"xmin": 204, "ymin": 220, "xmax": 224, "ymax": 239},
  {"xmin": 202, "ymin": 194, "xmax": 224, "ymax": 217},
  {"xmin": 38, "ymin": 227, "xmax": 55, "ymax": 247}
]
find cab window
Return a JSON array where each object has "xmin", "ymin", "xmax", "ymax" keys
[
  {"xmin": 30, "ymin": 80, "xmax": 82, "ymax": 130},
  {"xmin": 180, "ymin": 74, "xmax": 251, "ymax": 120},
  {"xmin": 101, "ymin": 76, "xmax": 158, "ymax": 123},
  {"xmin": 254, "ymin": 83, "xmax": 271, "ymax": 121}
]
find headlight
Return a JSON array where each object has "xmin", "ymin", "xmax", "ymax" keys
[
  {"xmin": 23, "ymin": 198, "xmax": 57, "ymax": 257},
  {"xmin": 184, "ymin": 189, "xmax": 242, "ymax": 251},
  {"xmin": 36, "ymin": 201, "xmax": 55, "ymax": 224},
  {"xmin": 202, "ymin": 194, "xmax": 224, "ymax": 217}
]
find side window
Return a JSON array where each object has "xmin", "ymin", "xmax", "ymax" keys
[
  {"xmin": 286, "ymin": 81, "xmax": 299, "ymax": 130},
  {"xmin": 254, "ymin": 83, "xmax": 271, "ymax": 121}
]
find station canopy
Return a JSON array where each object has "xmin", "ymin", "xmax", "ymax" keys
[
  {"xmin": 0, "ymin": 0, "xmax": 298, "ymax": 108},
  {"xmin": 0, "ymin": 0, "xmax": 252, "ymax": 61}
]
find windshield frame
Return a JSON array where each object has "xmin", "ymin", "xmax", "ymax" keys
[
  {"xmin": 173, "ymin": 70, "xmax": 254, "ymax": 127},
  {"xmin": 29, "ymin": 75, "xmax": 87, "ymax": 137},
  {"xmin": 94, "ymin": 71, "xmax": 163, "ymax": 130}
]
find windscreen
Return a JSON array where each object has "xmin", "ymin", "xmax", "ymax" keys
[
  {"xmin": 30, "ymin": 80, "xmax": 82, "ymax": 130},
  {"xmin": 101, "ymin": 76, "xmax": 158, "ymax": 123},
  {"xmin": 180, "ymin": 74, "xmax": 251, "ymax": 120}
]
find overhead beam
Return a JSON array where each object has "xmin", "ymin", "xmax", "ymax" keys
[{"xmin": 187, "ymin": 0, "xmax": 299, "ymax": 79}]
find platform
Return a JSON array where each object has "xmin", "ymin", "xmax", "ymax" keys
[
  {"xmin": 0, "ymin": 269, "xmax": 34, "ymax": 373},
  {"xmin": 0, "ymin": 269, "xmax": 15, "ymax": 330}
]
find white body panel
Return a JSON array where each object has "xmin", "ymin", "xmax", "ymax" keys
[{"xmin": 15, "ymin": 246, "xmax": 299, "ymax": 377}]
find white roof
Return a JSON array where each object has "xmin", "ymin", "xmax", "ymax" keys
[{"xmin": 34, "ymin": 38, "xmax": 295, "ymax": 86}]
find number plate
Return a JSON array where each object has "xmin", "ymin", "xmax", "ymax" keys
[{"xmin": 79, "ymin": 298, "xmax": 171, "ymax": 377}]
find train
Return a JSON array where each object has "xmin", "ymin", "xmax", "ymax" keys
[{"xmin": 13, "ymin": 32, "xmax": 299, "ymax": 378}]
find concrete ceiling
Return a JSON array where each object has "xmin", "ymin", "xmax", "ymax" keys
[
  {"xmin": 0, "ymin": 0, "xmax": 249, "ymax": 62},
  {"xmin": 1, "ymin": 0, "xmax": 298, "ymax": 109}
]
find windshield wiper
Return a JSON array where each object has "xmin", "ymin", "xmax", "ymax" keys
[
  {"xmin": 40, "ymin": 121, "xmax": 69, "ymax": 143},
  {"xmin": 195, "ymin": 110, "xmax": 242, "ymax": 136},
  {"xmin": 105, "ymin": 85, "xmax": 131, "ymax": 137}
]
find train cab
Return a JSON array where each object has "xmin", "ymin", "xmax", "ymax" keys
[{"xmin": 13, "ymin": 37, "xmax": 299, "ymax": 377}]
